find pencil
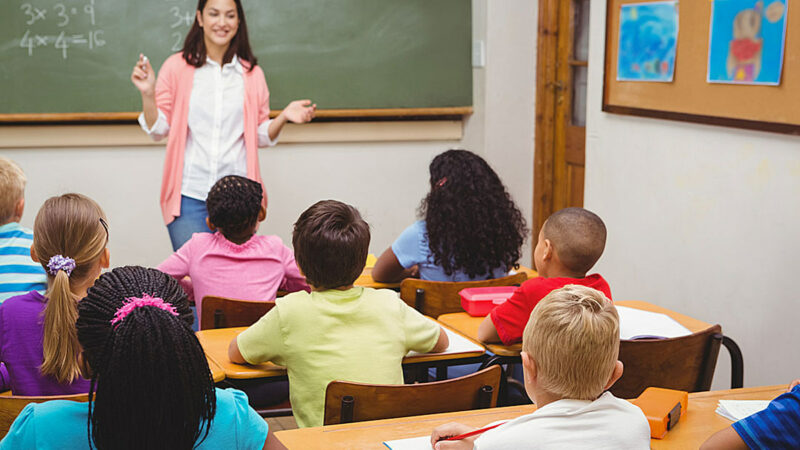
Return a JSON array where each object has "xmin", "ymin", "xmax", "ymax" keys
[{"xmin": 443, "ymin": 421, "xmax": 507, "ymax": 441}]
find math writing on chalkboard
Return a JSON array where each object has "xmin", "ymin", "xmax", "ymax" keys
[
  {"xmin": 18, "ymin": 0, "xmax": 102, "ymax": 58},
  {"xmin": 15, "ymin": 0, "xmax": 194, "ymax": 59}
]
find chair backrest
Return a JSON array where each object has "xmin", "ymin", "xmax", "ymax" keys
[
  {"xmin": 200, "ymin": 296, "xmax": 276, "ymax": 330},
  {"xmin": 399, "ymin": 272, "xmax": 528, "ymax": 318},
  {"xmin": 0, "ymin": 393, "xmax": 89, "ymax": 438},
  {"xmin": 611, "ymin": 324, "xmax": 723, "ymax": 399},
  {"xmin": 323, "ymin": 365, "xmax": 502, "ymax": 425}
]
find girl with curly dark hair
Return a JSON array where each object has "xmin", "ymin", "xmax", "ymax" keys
[{"xmin": 373, "ymin": 149, "xmax": 528, "ymax": 283}]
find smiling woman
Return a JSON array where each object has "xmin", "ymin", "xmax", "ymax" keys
[{"xmin": 130, "ymin": 0, "xmax": 317, "ymax": 251}]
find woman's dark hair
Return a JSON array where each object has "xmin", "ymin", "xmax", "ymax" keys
[
  {"xmin": 181, "ymin": 0, "xmax": 258, "ymax": 71},
  {"xmin": 206, "ymin": 175, "xmax": 263, "ymax": 242},
  {"xmin": 77, "ymin": 266, "xmax": 215, "ymax": 450},
  {"xmin": 292, "ymin": 200, "xmax": 370, "ymax": 290},
  {"xmin": 420, "ymin": 149, "xmax": 528, "ymax": 278}
]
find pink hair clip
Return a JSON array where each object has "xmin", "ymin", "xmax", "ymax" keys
[{"xmin": 110, "ymin": 294, "xmax": 179, "ymax": 327}]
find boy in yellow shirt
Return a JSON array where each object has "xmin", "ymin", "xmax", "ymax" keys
[{"xmin": 229, "ymin": 200, "xmax": 448, "ymax": 428}]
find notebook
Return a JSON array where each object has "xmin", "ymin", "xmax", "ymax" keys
[
  {"xmin": 715, "ymin": 400, "xmax": 771, "ymax": 421},
  {"xmin": 616, "ymin": 305, "xmax": 692, "ymax": 340},
  {"xmin": 406, "ymin": 322, "xmax": 485, "ymax": 357},
  {"xmin": 383, "ymin": 436, "xmax": 432, "ymax": 450}
]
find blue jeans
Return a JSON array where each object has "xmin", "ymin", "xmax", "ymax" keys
[{"xmin": 166, "ymin": 196, "xmax": 213, "ymax": 251}]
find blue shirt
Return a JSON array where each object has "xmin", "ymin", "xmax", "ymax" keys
[
  {"xmin": 391, "ymin": 220, "xmax": 507, "ymax": 282},
  {"xmin": 732, "ymin": 385, "xmax": 800, "ymax": 449},
  {"xmin": 0, "ymin": 388, "xmax": 268, "ymax": 449},
  {"xmin": 0, "ymin": 223, "xmax": 46, "ymax": 302}
]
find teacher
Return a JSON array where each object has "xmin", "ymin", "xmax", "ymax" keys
[{"xmin": 131, "ymin": 0, "xmax": 315, "ymax": 251}]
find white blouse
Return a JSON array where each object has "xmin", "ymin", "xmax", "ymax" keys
[{"xmin": 139, "ymin": 55, "xmax": 277, "ymax": 201}]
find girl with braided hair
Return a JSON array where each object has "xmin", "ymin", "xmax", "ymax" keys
[
  {"xmin": 0, "ymin": 193, "xmax": 109, "ymax": 395},
  {"xmin": 158, "ymin": 175, "xmax": 308, "ymax": 325},
  {"xmin": 0, "ymin": 266, "xmax": 283, "ymax": 450},
  {"xmin": 373, "ymin": 149, "xmax": 528, "ymax": 283}
]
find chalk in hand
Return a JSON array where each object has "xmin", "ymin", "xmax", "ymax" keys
[{"xmin": 140, "ymin": 55, "xmax": 149, "ymax": 70}]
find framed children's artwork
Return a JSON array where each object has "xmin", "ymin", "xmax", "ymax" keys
[
  {"xmin": 707, "ymin": 0, "xmax": 788, "ymax": 85},
  {"xmin": 603, "ymin": 0, "xmax": 800, "ymax": 135},
  {"xmin": 617, "ymin": 1, "xmax": 679, "ymax": 82}
]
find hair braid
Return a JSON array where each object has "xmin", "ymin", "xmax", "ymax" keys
[{"xmin": 77, "ymin": 266, "xmax": 215, "ymax": 450}]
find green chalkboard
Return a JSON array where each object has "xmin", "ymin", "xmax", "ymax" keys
[{"xmin": 0, "ymin": 0, "xmax": 471, "ymax": 120}]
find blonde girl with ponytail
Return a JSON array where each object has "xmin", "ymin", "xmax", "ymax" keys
[{"xmin": 0, "ymin": 193, "xmax": 109, "ymax": 395}]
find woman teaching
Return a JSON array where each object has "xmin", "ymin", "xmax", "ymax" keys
[{"xmin": 131, "ymin": 0, "xmax": 315, "ymax": 250}]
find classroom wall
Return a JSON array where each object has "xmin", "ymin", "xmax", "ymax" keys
[
  {"xmin": 586, "ymin": 1, "xmax": 800, "ymax": 388},
  {"xmin": 2, "ymin": 0, "xmax": 536, "ymax": 269}
]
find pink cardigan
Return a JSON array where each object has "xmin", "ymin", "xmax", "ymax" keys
[{"xmin": 155, "ymin": 53, "xmax": 270, "ymax": 225}]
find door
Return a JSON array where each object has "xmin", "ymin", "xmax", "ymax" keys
[{"xmin": 533, "ymin": 0, "xmax": 591, "ymax": 238}]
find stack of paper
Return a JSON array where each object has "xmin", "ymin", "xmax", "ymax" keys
[
  {"xmin": 715, "ymin": 400, "xmax": 771, "ymax": 421},
  {"xmin": 616, "ymin": 306, "xmax": 692, "ymax": 340}
]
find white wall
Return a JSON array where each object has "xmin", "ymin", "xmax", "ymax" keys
[
  {"xmin": 2, "ymin": 0, "xmax": 537, "ymax": 269},
  {"xmin": 586, "ymin": 1, "xmax": 800, "ymax": 388}
]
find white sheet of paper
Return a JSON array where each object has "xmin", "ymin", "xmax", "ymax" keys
[
  {"xmin": 616, "ymin": 305, "xmax": 692, "ymax": 340},
  {"xmin": 382, "ymin": 435, "xmax": 432, "ymax": 450},
  {"xmin": 715, "ymin": 400, "xmax": 771, "ymax": 422},
  {"xmin": 406, "ymin": 322, "xmax": 485, "ymax": 357}
]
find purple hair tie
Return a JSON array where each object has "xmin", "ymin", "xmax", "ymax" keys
[
  {"xmin": 110, "ymin": 294, "xmax": 179, "ymax": 327},
  {"xmin": 47, "ymin": 255, "xmax": 76, "ymax": 276}
]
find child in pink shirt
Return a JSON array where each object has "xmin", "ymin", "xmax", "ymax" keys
[{"xmin": 158, "ymin": 175, "xmax": 309, "ymax": 325}]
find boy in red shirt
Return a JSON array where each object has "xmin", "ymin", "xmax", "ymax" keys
[{"xmin": 478, "ymin": 207, "xmax": 611, "ymax": 345}]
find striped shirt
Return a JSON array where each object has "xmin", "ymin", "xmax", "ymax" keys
[
  {"xmin": 733, "ymin": 385, "xmax": 800, "ymax": 449},
  {"xmin": 0, "ymin": 223, "xmax": 46, "ymax": 302}
]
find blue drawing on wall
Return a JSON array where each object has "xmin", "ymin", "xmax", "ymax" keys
[
  {"xmin": 617, "ymin": 1, "xmax": 679, "ymax": 82},
  {"xmin": 707, "ymin": 0, "xmax": 787, "ymax": 85}
]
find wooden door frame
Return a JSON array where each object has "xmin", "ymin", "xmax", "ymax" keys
[{"xmin": 533, "ymin": 0, "xmax": 562, "ymax": 240}]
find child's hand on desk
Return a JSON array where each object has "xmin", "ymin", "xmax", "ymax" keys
[
  {"xmin": 788, "ymin": 378, "xmax": 800, "ymax": 392},
  {"xmin": 431, "ymin": 422, "xmax": 477, "ymax": 450}
]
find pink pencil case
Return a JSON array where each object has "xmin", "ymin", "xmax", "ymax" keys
[{"xmin": 459, "ymin": 286, "xmax": 517, "ymax": 317}]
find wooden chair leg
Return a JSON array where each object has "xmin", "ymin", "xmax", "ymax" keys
[
  {"xmin": 478, "ymin": 385, "xmax": 493, "ymax": 408},
  {"xmin": 341, "ymin": 395, "xmax": 355, "ymax": 424},
  {"xmin": 213, "ymin": 309, "xmax": 224, "ymax": 329},
  {"xmin": 720, "ymin": 335, "xmax": 744, "ymax": 389},
  {"xmin": 414, "ymin": 288, "xmax": 425, "ymax": 313}
]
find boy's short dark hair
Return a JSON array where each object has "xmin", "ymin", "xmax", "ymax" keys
[
  {"xmin": 543, "ymin": 207, "xmax": 606, "ymax": 274},
  {"xmin": 206, "ymin": 176, "xmax": 263, "ymax": 241},
  {"xmin": 292, "ymin": 200, "xmax": 370, "ymax": 290}
]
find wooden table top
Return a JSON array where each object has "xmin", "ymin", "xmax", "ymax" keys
[
  {"xmin": 274, "ymin": 385, "xmax": 784, "ymax": 449},
  {"xmin": 354, "ymin": 265, "xmax": 538, "ymax": 290},
  {"xmin": 437, "ymin": 300, "xmax": 714, "ymax": 358},
  {"xmin": 207, "ymin": 356, "xmax": 225, "ymax": 383},
  {"xmin": 197, "ymin": 321, "xmax": 487, "ymax": 380}
]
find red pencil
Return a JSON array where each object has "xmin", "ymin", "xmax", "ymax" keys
[{"xmin": 443, "ymin": 421, "xmax": 507, "ymax": 441}]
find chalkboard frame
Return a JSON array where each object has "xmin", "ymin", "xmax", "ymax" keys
[{"xmin": 0, "ymin": 107, "xmax": 473, "ymax": 123}]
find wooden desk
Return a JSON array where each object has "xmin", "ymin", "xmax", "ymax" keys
[
  {"xmin": 197, "ymin": 322, "xmax": 487, "ymax": 380},
  {"xmin": 437, "ymin": 300, "xmax": 714, "ymax": 358},
  {"xmin": 207, "ymin": 357, "xmax": 225, "ymax": 383},
  {"xmin": 354, "ymin": 266, "xmax": 538, "ymax": 291},
  {"xmin": 275, "ymin": 385, "xmax": 784, "ymax": 449}
]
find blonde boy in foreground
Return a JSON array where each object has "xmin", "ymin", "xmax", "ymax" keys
[{"xmin": 431, "ymin": 285, "xmax": 650, "ymax": 449}]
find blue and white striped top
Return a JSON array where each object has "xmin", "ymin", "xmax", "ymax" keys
[
  {"xmin": 733, "ymin": 384, "xmax": 800, "ymax": 449},
  {"xmin": 0, "ymin": 223, "xmax": 47, "ymax": 302}
]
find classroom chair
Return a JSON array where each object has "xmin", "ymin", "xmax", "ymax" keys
[
  {"xmin": 611, "ymin": 324, "xmax": 744, "ymax": 399},
  {"xmin": 199, "ymin": 296, "xmax": 277, "ymax": 330},
  {"xmin": 400, "ymin": 272, "xmax": 527, "ymax": 318},
  {"xmin": 0, "ymin": 392, "xmax": 89, "ymax": 438},
  {"xmin": 323, "ymin": 365, "xmax": 502, "ymax": 425}
]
